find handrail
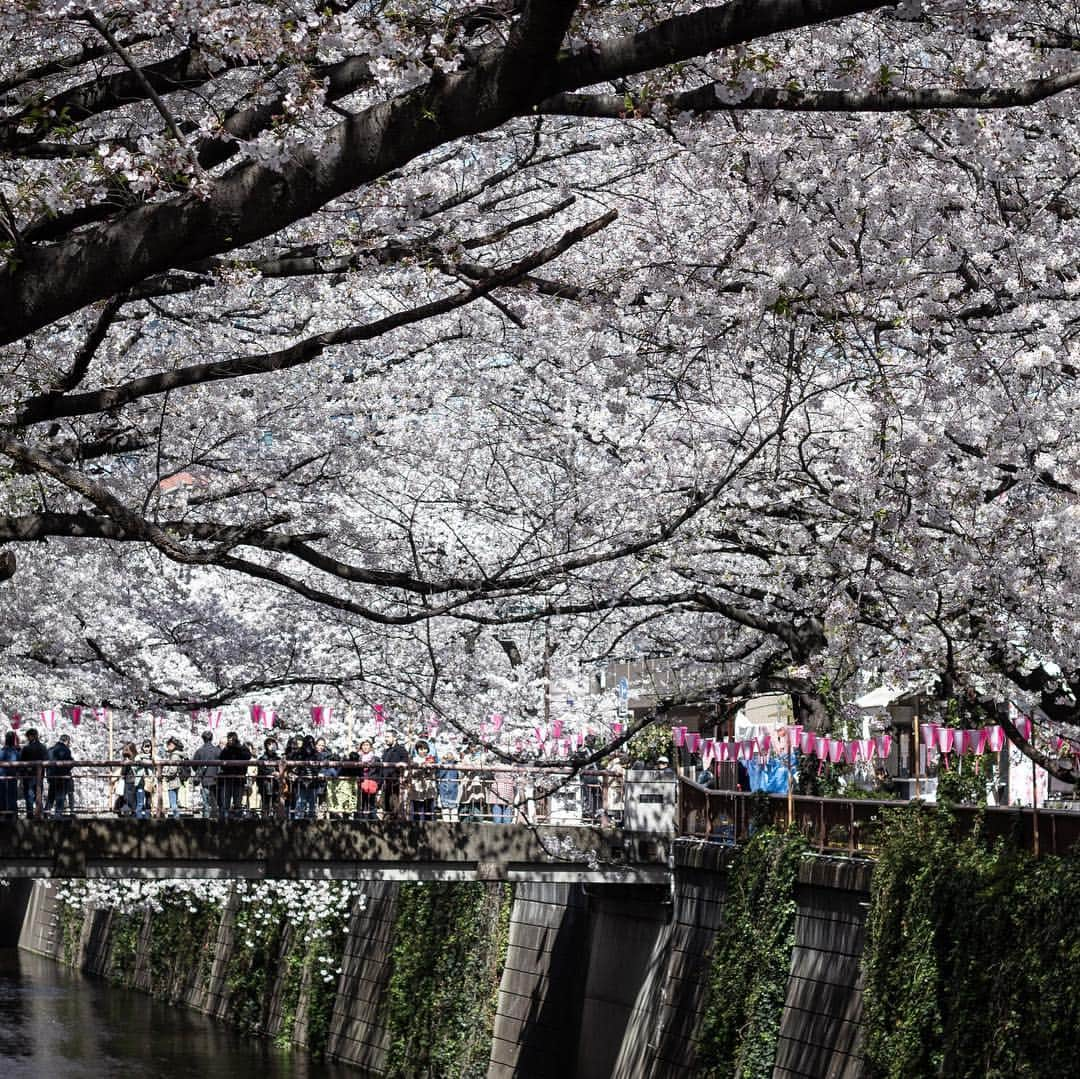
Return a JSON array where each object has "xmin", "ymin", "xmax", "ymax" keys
[{"xmin": 677, "ymin": 778, "xmax": 1080, "ymax": 857}]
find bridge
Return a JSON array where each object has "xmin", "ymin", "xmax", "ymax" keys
[
  {"xmin": 2, "ymin": 762, "xmax": 1076, "ymax": 880},
  {"xmin": 0, "ymin": 818, "xmax": 672, "ymax": 882}
]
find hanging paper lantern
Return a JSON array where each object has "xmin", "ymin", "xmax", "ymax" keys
[
  {"xmin": 40, "ymin": 709, "xmax": 59, "ymax": 730},
  {"xmin": 70, "ymin": 706, "xmax": 82, "ymax": 727},
  {"xmin": 686, "ymin": 732, "xmax": 702, "ymax": 754},
  {"xmin": 936, "ymin": 728, "xmax": 954, "ymax": 753},
  {"xmin": 612, "ymin": 722, "xmax": 623, "ymax": 736},
  {"xmin": 492, "ymin": 714, "xmax": 504, "ymax": 732},
  {"xmin": 814, "ymin": 735, "xmax": 828, "ymax": 759},
  {"xmin": 672, "ymin": 726, "xmax": 686, "ymax": 747},
  {"xmin": 874, "ymin": 734, "xmax": 893, "ymax": 758},
  {"xmin": 921, "ymin": 722, "xmax": 938, "ymax": 747},
  {"xmin": 1017, "ymin": 716, "xmax": 1033, "ymax": 742},
  {"xmin": 858, "ymin": 738, "xmax": 875, "ymax": 761},
  {"xmin": 828, "ymin": 739, "xmax": 844, "ymax": 764},
  {"xmin": 10, "ymin": 713, "xmax": 20, "ymax": 730},
  {"xmin": 844, "ymin": 741, "xmax": 859, "ymax": 765},
  {"xmin": 551, "ymin": 719, "xmax": 562, "ymax": 739},
  {"xmin": 985, "ymin": 725, "xmax": 1005, "ymax": 752},
  {"xmin": 759, "ymin": 734, "xmax": 771, "ymax": 755},
  {"xmin": 800, "ymin": 731, "xmax": 815, "ymax": 755}
]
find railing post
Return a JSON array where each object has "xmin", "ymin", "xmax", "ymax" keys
[
  {"xmin": 35, "ymin": 762, "xmax": 43, "ymax": 819},
  {"xmin": 154, "ymin": 763, "xmax": 164, "ymax": 818},
  {"xmin": 278, "ymin": 759, "xmax": 287, "ymax": 820},
  {"xmin": 818, "ymin": 800, "xmax": 825, "ymax": 852},
  {"xmin": 849, "ymin": 801, "xmax": 855, "ymax": 854}
]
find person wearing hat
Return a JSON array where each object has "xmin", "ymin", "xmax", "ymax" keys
[
  {"xmin": 46, "ymin": 733, "xmax": 75, "ymax": 818},
  {"xmin": 656, "ymin": 754, "xmax": 675, "ymax": 777}
]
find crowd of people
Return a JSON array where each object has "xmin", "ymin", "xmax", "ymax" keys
[{"xmin": 0, "ymin": 726, "xmax": 659, "ymax": 823}]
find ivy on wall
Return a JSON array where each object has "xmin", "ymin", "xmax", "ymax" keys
[
  {"xmin": 385, "ymin": 881, "xmax": 513, "ymax": 1078},
  {"xmin": 696, "ymin": 828, "xmax": 806, "ymax": 1079},
  {"xmin": 146, "ymin": 892, "xmax": 220, "ymax": 1001},
  {"xmin": 863, "ymin": 807, "xmax": 1080, "ymax": 1079}
]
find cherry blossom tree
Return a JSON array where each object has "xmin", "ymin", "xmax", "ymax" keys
[{"xmin": 2, "ymin": 2, "xmax": 1080, "ymax": 775}]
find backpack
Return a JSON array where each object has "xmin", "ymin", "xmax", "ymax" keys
[{"xmin": 178, "ymin": 764, "xmax": 192, "ymax": 783}]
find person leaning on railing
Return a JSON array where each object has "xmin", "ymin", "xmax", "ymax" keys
[{"xmin": 0, "ymin": 731, "xmax": 19, "ymax": 818}]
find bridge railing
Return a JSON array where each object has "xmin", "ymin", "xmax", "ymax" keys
[
  {"xmin": 0, "ymin": 759, "xmax": 624, "ymax": 826},
  {"xmin": 677, "ymin": 778, "xmax": 1080, "ymax": 856}
]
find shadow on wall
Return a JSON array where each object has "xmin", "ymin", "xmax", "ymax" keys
[{"xmin": 0, "ymin": 880, "xmax": 32, "ymax": 946}]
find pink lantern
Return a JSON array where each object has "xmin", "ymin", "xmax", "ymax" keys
[
  {"xmin": 921, "ymin": 723, "xmax": 938, "ymax": 748},
  {"xmin": 576, "ymin": 731, "xmax": 585, "ymax": 747},
  {"xmin": 790, "ymin": 724, "xmax": 803, "ymax": 745},
  {"xmin": 800, "ymin": 731, "xmax": 815, "ymax": 755},
  {"xmin": 828, "ymin": 739, "xmax": 844, "ymax": 764},
  {"xmin": 40, "ymin": 709, "xmax": 59, "ymax": 730},
  {"xmin": 672, "ymin": 726, "xmax": 686, "ymax": 747},
  {"xmin": 612, "ymin": 722, "xmax": 624, "ymax": 736},
  {"xmin": 874, "ymin": 734, "xmax": 893, "ymax": 759},
  {"xmin": 686, "ymin": 732, "xmax": 702, "ymax": 754},
  {"xmin": 551, "ymin": 719, "xmax": 562, "ymax": 739},
  {"xmin": 759, "ymin": 734, "xmax": 771, "ymax": 755},
  {"xmin": 702, "ymin": 738, "xmax": 715, "ymax": 767},
  {"xmin": 373, "ymin": 704, "xmax": 385, "ymax": 729},
  {"xmin": 492, "ymin": 714, "xmax": 504, "ymax": 732},
  {"xmin": 10, "ymin": 713, "xmax": 20, "ymax": 730},
  {"xmin": 71, "ymin": 707, "xmax": 82, "ymax": 727},
  {"xmin": 844, "ymin": 741, "xmax": 858, "ymax": 765},
  {"xmin": 986, "ymin": 725, "xmax": 1006, "ymax": 752},
  {"xmin": 1017, "ymin": 716, "xmax": 1033, "ymax": 742},
  {"xmin": 937, "ymin": 728, "xmax": 954, "ymax": 753},
  {"xmin": 858, "ymin": 738, "xmax": 875, "ymax": 761},
  {"xmin": 814, "ymin": 735, "xmax": 828, "ymax": 759}
]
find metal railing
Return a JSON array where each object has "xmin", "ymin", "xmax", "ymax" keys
[
  {"xmin": 678, "ymin": 778, "xmax": 1080, "ymax": 856},
  {"xmin": 0, "ymin": 759, "xmax": 625, "ymax": 827}
]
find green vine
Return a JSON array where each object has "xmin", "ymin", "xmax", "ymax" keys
[
  {"xmin": 58, "ymin": 900, "xmax": 82, "ymax": 965},
  {"xmin": 384, "ymin": 882, "xmax": 514, "ymax": 1078},
  {"xmin": 106, "ymin": 911, "xmax": 142, "ymax": 985},
  {"xmin": 227, "ymin": 896, "xmax": 287, "ymax": 1034},
  {"xmin": 697, "ymin": 828, "xmax": 807, "ymax": 1079},
  {"xmin": 863, "ymin": 806, "xmax": 1080, "ymax": 1078}
]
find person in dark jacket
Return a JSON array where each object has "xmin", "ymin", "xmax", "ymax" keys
[
  {"xmin": 46, "ymin": 734, "xmax": 75, "ymax": 817},
  {"xmin": 18, "ymin": 728, "xmax": 49, "ymax": 818},
  {"xmin": 289, "ymin": 735, "xmax": 320, "ymax": 819},
  {"xmin": 192, "ymin": 730, "xmax": 222, "ymax": 818},
  {"xmin": 1, "ymin": 731, "xmax": 20, "ymax": 817},
  {"xmin": 257, "ymin": 737, "xmax": 282, "ymax": 818},
  {"xmin": 218, "ymin": 730, "xmax": 252, "ymax": 818},
  {"xmin": 380, "ymin": 731, "xmax": 410, "ymax": 819}
]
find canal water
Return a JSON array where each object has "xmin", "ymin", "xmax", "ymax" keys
[{"xmin": 0, "ymin": 948, "xmax": 359, "ymax": 1077}]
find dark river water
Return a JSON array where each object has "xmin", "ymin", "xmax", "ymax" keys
[{"xmin": 0, "ymin": 949, "xmax": 358, "ymax": 1078}]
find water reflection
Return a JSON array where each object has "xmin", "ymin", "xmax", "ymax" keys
[{"xmin": 0, "ymin": 949, "xmax": 360, "ymax": 1077}]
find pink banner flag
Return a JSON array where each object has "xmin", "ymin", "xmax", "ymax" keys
[
  {"xmin": 858, "ymin": 739, "xmax": 875, "ymax": 761},
  {"xmin": 875, "ymin": 734, "xmax": 892, "ymax": 759},
  {"xmin": 829, "ymin": 739, "xmax": 844, "ymax": 764},
  {"xmin": 686, "ymin": 732, "xmax": 702, "ymax": 754},
  {"xmin": 759, "ymin": 734, "xmax": 771, "ymax": 755},
  {"xmin": 937, "ymin": 728, "xmax": 954, "ymax": 753},
  {"xmin": 845, "ymin": 741, "xmax": 859, "ymax": 765},
  {"xmin": 814, "ymin": 735, "xmax": 828, "ymax": 759},
  {"xmin": 40, "ymin": 709, "xmax": 59, "ymax": 730},
  {"xmin": 10, "ymin": 713, "xmax": 20, "ymax": 730},
  {"xmin": 791, "ymin": 724, "xmax": 803, "ymax": 745},
  {"xmin": 559, "ymin": 739, "xmax": 570, "ymax": 757},
  {"xmin": 716, "ymin": 741, "xmax": 729, "ymax": 762},
  {"xmin": 800, "ymin": 731, "xmax": 815, "ymax": 755},
  {"xmin": 576, "ymin": 731, "xmax": 585, "ymax": 747},
  {"xmin": 1017, "ymin": 716, "xmax": 1033, "ymax": 742},
  {"xmin": 550, "ymin": 719, "xmax": 562, "ymax": 739},
  {"xmin": 255, "ymin": 704, "xmax": 266, "ymax": 726},
  {"xmin": 974, "ymin": 728, "xmax": 988, "ymax": 754},
  {"xmin": 533, "ymin": 726, "xmax": 543, "ymax": 744},
  {"xmin": 672, "ymin": 726, "xmax": 686, "ymax": 747},
  {"xmin": 612, "ymin": 722, "xmax": 623, "ymax": 736},
  {"xmin": 71, "ymin": 707, "xmax": 82, "ymax": 727},
  {"xmin": 702, "ymin": 739, "xmax": 715, "ymax": 767},
  {"xmin": 986, "ymin": 725, "xmax": 1006, "ymax": 752},
  {"xmin": 492, "ymin": 714, "xmax": 504, "ymax": 731},
  {"xmin": 921, "ymin": 723, "xmax": 938, "ymax": 748}
]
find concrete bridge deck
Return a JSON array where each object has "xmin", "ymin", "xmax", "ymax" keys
[{"xmin": 0, "ymin": 818, "xmax": 672, "ymax": 883}]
